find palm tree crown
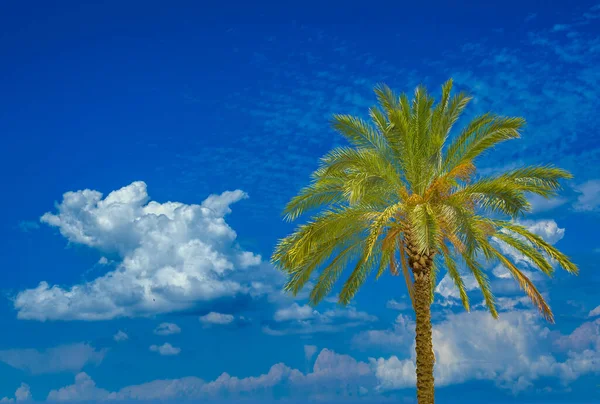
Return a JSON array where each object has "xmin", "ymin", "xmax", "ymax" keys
[{"xmin": 271, "ymin": 79, "xmax": 577, "ymax": 323}]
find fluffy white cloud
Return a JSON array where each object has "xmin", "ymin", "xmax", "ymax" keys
[
  {"xmin": 113, "ymin": 330, "xmax": 128, "ymax": 342},
  {"xmin": 364, "ymin": 310, "xmax": 600, "ymax": 393},
  {"xmin": 149, "ymin": 343, "xmax": 181, "ymax": 356},
  {"xmin": 0, "ymin": 383, "xmax": 31, "ymax": 402},
  {"xmin": 153, "ymin": 322, "xmax": 181, "ymax": 335},
  {"xmin": 264, "ymin": 304, "xmax": 377, "ymax": 336},
  {"xmin": 517, "ymin": 219, "xmax": 565, "ymax": 245},
  {"xmin": 573, "ymin": 179, "xmax": 600, "ymax": 212},
  {"xmin": 0, "ymin": 343, "xmax": 106, "ymax": 375},
  {"xmin": 14, "ymin": 182, "xmax": 272, "ymax": 321},
  {"xmin": 589, "ymin": 305, "xmax": 600, "ymax": 317},
  {"xmin": 198, "ymin": 312, "xmax": 234, "ymax": 326}
]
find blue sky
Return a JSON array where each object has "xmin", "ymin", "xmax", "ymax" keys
[{"xmin": 0, "ymin": 1, "xmax": 599, "ymax": 402}]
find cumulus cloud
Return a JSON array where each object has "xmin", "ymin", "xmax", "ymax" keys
[
  {"xmin": 0, "ymin": 343, "xmax": 106, "ymax": 374},
  {"xmin": 113, "ymin": 330, "xmax": 128, "ymax": 342},
  {"xmin": 363, "ymin": 310, "xmax": 600, "ymax": 393},
  {"xmin": 149, "ymin": 343, "xmax": 181, "ymax": 356},
  {"xmin": 47, "ymin": 373, "xmax": 110, "ymax": 402},
  {"xmin": 46, "ymin": 349, "xmax": 377, "ymax": 402},
  {"xmin": 153, "ymin": 322, "xmax": 181, "ymax": 336},
  {"xmin": 14, "ymin": 182, "xmax": 272, "ymax": 321},
  {"xmin": 573, "ymin": 179, "xmax": 600, "ymax": 212},
  {"xmin": 516, "ymin": 219, "xmax": 565, "ymax": 245},
  {"xmin": 198, "ymin": 312, "xmax": 234, "ymax": 326},
  {"xmin": 264, "ymin": 303, "xmax": 377, "ymax": 336},
  {"xmin": 42, "ymin": 313, "xmax": 600, "ymax": 402},
  {"xmin": 0, "ymin": 383, "xmax": 32, "ymax": 402}
]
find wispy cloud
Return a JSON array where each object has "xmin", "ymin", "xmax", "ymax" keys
[{"xmin": 0, "ymin": 343, "xmax": 106, "ymax": 375}]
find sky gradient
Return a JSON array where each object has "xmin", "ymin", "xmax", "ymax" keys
[{"xmin": 0, "ymin": 1, "xmax": 599, "ymax": 403}]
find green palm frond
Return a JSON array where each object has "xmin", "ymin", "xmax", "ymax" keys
[
  {"xmin": 440, "ymin": 243, "xmax": 470, "ymax": 311},
  {"xmin": 272, "ymin": 79, "xmax": 576, "ymax": 323},
  {"xmin": 493, "ymin": 232, "xmax": 554, "ymax": 277},
  {"xmin": 487, "ymin": 244, "xmax": 554, "ymax": 322},
  {"xmin": 463, "ymin": 253, "xmax": 498, "ymax": 319},
  {"xmin": 492, "ymin": 220, "xmax": 578, "ymax": 274}
]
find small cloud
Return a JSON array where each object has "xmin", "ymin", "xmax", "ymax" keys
[
  {"xmin": 386, "ymin": 299, "xmax": 410, "ymax": 311},
  {"xmin": 528, "ymin": 194, "xmax": 567, "ymax": 213},
  {"xmin": 273, "ymin": 303, "xmax": 316, "ymax": 322},
  {"xmin": 113, "ymin": 330, "xmax": 128, "ymax": 342},
  {"xmin": 199, "ymin": 312, "xmax": 234, "ymax": 326},
  {"xmin": 589, "ymin": 306, "xmax": 600, "ymax": 318},
  {"xmin": 17, "ymin": 221, "xmax": 39, "ymax": 233},
  {"xmin": 304, "ymin": 345, "xmax": 317, "ymax": 361},
  {"xmin": 573, "ymin": 179, "xmax": 600, "ymax": 212},
  {"xmin": 153, "ymin": 323, "xmax": 181, "ymax": 336},
  {"xmin": 149, "ymin": 343, "xmax": 180, "ymax": 356},
  {"xmin": 552, "ymin": 24, "xmax": 570, "ymax": 32},
  {"xmin": 98, "ymin": 257, "xmax": 109, "ymax": 265}
]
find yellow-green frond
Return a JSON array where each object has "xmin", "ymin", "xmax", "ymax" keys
[
  {"xmin": 463, "ymin": 254, "xmax": 498, "ymax": 319},
  {"xmin": 493, "ymin": 232, "xmax": 554, "ymax": 277},
  {"xmin": 487, "ymin": 244, "xmax": 554, "ymax": 322},
  {"xmin": 440, "ymin": 243, "xmax": 470, "ymax": 312},
  {"xmin": 492, "ymin": 220, "xmax": 578, "ymax": 274}
]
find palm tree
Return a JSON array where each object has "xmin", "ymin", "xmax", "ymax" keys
[{"xmin": 271, "ymin": 79, "xmax": 578, "ymax": 403}]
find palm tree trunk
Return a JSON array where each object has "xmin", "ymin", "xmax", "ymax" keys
[{"xmin": 413, "ymin": 269, "xmax": 435, "ymax": 404}]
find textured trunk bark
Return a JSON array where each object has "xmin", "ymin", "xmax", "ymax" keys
[{"xmin": 413, "ymin": 269, "xmax": 435, "ymax": 404}]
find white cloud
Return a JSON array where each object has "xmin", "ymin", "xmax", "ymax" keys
[
  {"xmin": 46, "ymin": 349, "xmax": 377, "ymax": 401},
  {"xmin": 14, "ymin": 182, "xmax": 272, "ymax": 321},
  {"xmin": 264, "ymin": 304, "xmax": 377, "ymax": 336},
  {"xmin": 42, "ymin": 313, "xmax": 600, "ymax": 402},
  {"xmin": 153, "ymin": 322, "xmax": 181, "ymax": 336},
  {"xmin": 113, "ymin": 330, "xmax": 128, "ymax": 342},
  {"xmin": 198, "ymin": 312, "xmax": 235, "ymax": 326},
  {"xmin": 149, "ymin": 343, "xmax": 181, "ymax": 356},
  {"xmin": 353, "ymin": 315, "xmax": 415, "ymax": 351},
  {"xmin": 304, "ymin": 345, "xmax": 317, "ymax": 361},
  {"xmin": 0, "ymin": 343, "xmax": 106, "ymax": 374},
  {"xmin": 47, "ymin": 373, "xmax": 110, "ymax": 402},
  {"xmin": 528, "ymin": 194, "xmax": 567, "ymax": 213},
  {"xmin": 385, "ymin": 299, "xmax": 411, "ymax": 311},
  {"xmin": 573, "ymin": 179, "xmax": 600, "ymax": 212},
  {"xmin": 436, "ymin": 219, "xmax": 566, "ymax": 304},
  {"xmin": 435, "ymin": 271, "xmax": 479, "ymax": 301},
  {"xmin": 0, "ymin": 383, "xmax": 32, "ymax": 402},
  {"xmin": 361, "ymin": 309, "xmax": 600, "ymax": 393},
  {"xmin": 553, "ymin": 318, "xmax": 599, "ymax": 352},
  {"xmin": 273, "ymin": 303, "xmax": 316, "ymax": 322},
  {"xmin": 517, "ymin": 219, "xmax": 565, "ymax": 245},
  {"xmin": 589, "ymin": 305, "xmax": 600, "ymax": 318}
]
